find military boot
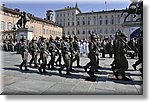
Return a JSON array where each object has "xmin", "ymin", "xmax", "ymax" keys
[
  {"xmin": 66, "ymin": 68, "xmax": 71, "ymax": 75},
  {"xmin": 24, "ymin": 66, "xmax": 29, "ymax": 71}
]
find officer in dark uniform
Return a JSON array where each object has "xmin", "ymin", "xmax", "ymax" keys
[
  {"xmin": 58, "ymin": 35, "xmax": 71, "ymax": 75},
  {"xmin": 38, "ymin": 37, "xmax": 49, "ymax": 73},
  {"xmin": 29, "ymin": 38, "xmax": 39, "ymax": 67},
  {"xmin": 20, "ymin": 38, "xmax": 29, "ymax": 71}
]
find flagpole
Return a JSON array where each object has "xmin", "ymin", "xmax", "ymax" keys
[{"xmin": 105, "ymin": 1, "xmax": 107, "ymax": 11}]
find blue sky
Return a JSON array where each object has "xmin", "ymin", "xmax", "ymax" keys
[{"xmin": 1, "ymin": 0, "xmax": 131, "ymax": 19}]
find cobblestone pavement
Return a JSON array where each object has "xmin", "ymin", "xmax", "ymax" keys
[{"xmin": 0, "ymin": 51, "xmax": 143, "ymax": 95}]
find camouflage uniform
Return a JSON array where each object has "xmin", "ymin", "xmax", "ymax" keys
[
  {"xmin": 58, "ymin": 36, "xmax": 71, "ymax": 75},
  {"xmin": 20, "ymin": 38, "xmax": 29, "ymax": 71},
  {"xmin": 29, "ymin": 39, "xmax": 39, "ymax": 67},
  {"xmin": 38, "ymin": 37, "xmax": 48, "ymax": 73}
]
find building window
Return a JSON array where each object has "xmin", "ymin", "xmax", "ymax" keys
[
  {"xmin": 83, "ymin": 30, "xmax": 85, "ymax": 35},
  {"xmin": 105, "ymin": 16, "xmax": 108, "ymax": 25},
  {"xmin": 111, "ymin": 15, "xmax": 114, "ymax": 25},
  {"xmin": 77, "ymin": 21, "xmax": 80, "ymax": 25},
  {"xmin": 77, "ymin": 30, "xmax": 80, "ymax": 34},
  {"xmin": 43, "ymin": 29, "xmax": 45, "ymax": 34},
  {"xmin": 100, "ymin": 20, "xmax": 102, "ymax": 25},
  {"xmin": 1, "ymin": 21, "xmax": 5, "ymax": 30},
  {"xmin": 63, "ymin": 12, "xmax": 65, "ymax": 17},
  {"xmin": 117, "ymin": 14, "xmax": 120, "ymax": 24},
  {"xmin": 68, "ymin": 12, "xmax": 69, "ymax": 16},
  {"xmin": 72, "ymin": 22, "xmax": 74, "ymax": 26},
  {"xmin": 7, "ymin": 22, "xmax": 12, "ymax": 30},
  {"xmin": 46, "ymin": 29, "xmax": 48, "ymax": 34},
  {"xmin": 105, "ymin": 20, "xmax": 108, "ymax": 25},
  {"xmin": 93, "ymin": 16, "xmax": 96, "ymax": 25},
  {"xmin": 83, "ymin": 21, "xmax": 85, "ymax": 25},
  {"xmin": 88, "ymin": 17, "xmax": 90, "ymax": 25},
  {"xmin": 68, "ymin": 22, "xmax": 70, "ymax": 26}
]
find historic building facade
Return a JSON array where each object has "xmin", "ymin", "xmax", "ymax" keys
[
  {"xmin": 55, "ymin": 3, "xmax": 137, "ymax": 39},
  {"xmin": 0, "ymin": 4, "xmax": 63, "ymax": 41}
]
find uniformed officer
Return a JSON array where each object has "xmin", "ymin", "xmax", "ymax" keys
[
  {"xmin": 38, "ymin": 36, "xmax": 49, "ymax": 73},
  {"xmin": 58, "ymin": 35, "xmax": 71, "ymax": 75},
  {"xmin": 29, "ymin": 38, "xmax": 39, "ymax": 67},
  {"xmin": 114, "ymin": 32, "xmax": 131, "ymax": 80},
  {"xmin": 20, "ymin": 38, "xmax": 29, "ymax": 71}
]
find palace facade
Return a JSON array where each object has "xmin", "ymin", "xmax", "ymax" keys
[{"xmin": 55, "ymin": 3, "xmax": 138, "ymax": 39}]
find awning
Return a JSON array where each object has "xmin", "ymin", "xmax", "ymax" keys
[{"xmin": 130, "ymin": 28, "xmax": 141, "ymax": 38}]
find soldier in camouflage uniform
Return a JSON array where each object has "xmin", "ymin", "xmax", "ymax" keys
[
  {"xmin": 69, "ymin": 35, "xmax": 75, "ymax": 71},
  {"xmin": 87, "ymin": 33, "xmax": 99, "ymax": 78},
  {"xmin": 38, "ymin": 37, "xmax": 49, "ymax": 73},
  {"xmin": 47, "ymin": 36, "xmax": 57, "ymax": 70},
  {"xmin": 114, "ymin": 32, "xmax": 131, "ymax": 80},
  {"xmin": 58, "ymin": 35, "xmax": 71, "ymax": 75},
  {"xmin": 29, "ymin": 39, "xmax": 39, "ymax": 67},
  {"xmin": 71, "ymin": 35, "xmax": 82, "ymax": 68},
  {"xmin": 3, "ymin": 36, "xmax": 9, "ymax": 51},
  {"xmin": 20, "ymin": 38, "xmax": 29, "ymax": 71},
  {"xmin": 55, "ymin": 36, "xmax": 62, "ymax": 66}
]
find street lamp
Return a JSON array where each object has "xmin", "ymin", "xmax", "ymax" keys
[{"xmin": 12, "ymin": 25, "xmax": 16, "ymax": 43}]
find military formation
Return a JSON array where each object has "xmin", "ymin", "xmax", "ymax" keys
[{"xmin": 2, "ymin": 30, "xmax": 143, "ymax": 81}]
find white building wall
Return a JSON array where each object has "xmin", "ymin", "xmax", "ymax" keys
[{"xmin": 55, "ymin": 7, "xmax": 138, "ymax": 40}]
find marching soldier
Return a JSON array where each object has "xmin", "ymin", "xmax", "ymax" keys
[
  {"xmin": 71, "ymin": 35, "xmax": 82, "ymax": 68},
  {"xmin": 3, "ymin": 36, "xmax": 9, "ymax": 51},
  {"xmin": 38, "ymin": 36, "xmax": 49, "ymax": 73},
  {"xmin": 20, "ymin": 38, "xmax": 29, "ymax": 71},
  {"xmin": 29, "ymin": 38, "xmax": 39, "ymax": 67},
  {"xmin": 114, "ymin": 32, "xmax": 131, "ymax": 80},
  {"xmin": 110, "ymin": 33, "xmax": 119, "ymax": 72},
  {"xmin": 55, "ymin": 36, "xmax": 62, "ymax": 66},
  {"xmin": 87, "ymin": 33, "xmax": 99, "ymax": 78},
  {"xmin": 47, "ymin": 36, "xmax": 57, "ymax": 70},
  {"xmin": 132, "ymin": 31, "xmax": 143, "ymax": 76},
  {"xmin": 58, "ymin": 35, "xmax": 71, "ymax": 75},
  {"xmin": 69, "ymin": 35, "xmax": 75, "ymax": 71}
]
